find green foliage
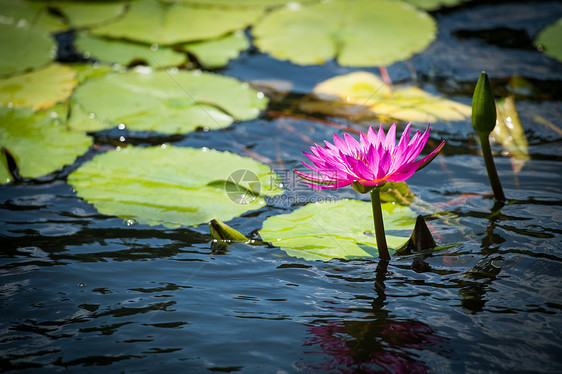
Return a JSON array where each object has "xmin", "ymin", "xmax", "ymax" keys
[
  {"xmin": 68, "ymin": 145, "xmax": 283, "ymax": 227},
  {"xmin": 252, "ymin": 0, "xmax": 436, "ymax": 66},
  {"xmin": 75, "ymin": 33, "xmax": 187, "ymax": 68},
  {"xmin": 0, "ymin": 63, "xmax": 78, "ymax": 110},
  {"xmin": 0, "ymin": 105, "xmax": 92, "ymax": 183},
  {"xmin": 180, "ymin": 31, "xmax": 250, "ymax": 69},
  {"xmin": 91, "ymin": 0, "xmax": 263, "ymax": 45},
  {"xmin": 71, "ymin": 69, "xmax": 268, "ymax": 134},
  {"xmin": 0, "ymin": 23, "xmax": 56, "ymax": 77},
  {"xmin": 259, "ymin": 199, "xmax": 416, "ymax": 261},
  {"xmin": 535, "ymin": 18, "xmax": 562, "ymax": 63},
  {"xmin": 53, "ymin": 1, "xmax": 126, "ymax": 28}
]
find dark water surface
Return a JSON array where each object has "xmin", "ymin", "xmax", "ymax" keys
[{"xmin": 2, "ymin": 1, "xmax": 562, "ymax": 373}]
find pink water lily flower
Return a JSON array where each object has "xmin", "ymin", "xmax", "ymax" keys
[{"xmin": 295, "ymin": 123, "xmax": 445, "ymax": 190}]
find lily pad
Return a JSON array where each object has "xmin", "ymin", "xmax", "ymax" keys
[
  {"xmin": 75, "ymin": 33, "xmax": 187, "ymax": 68},
  {"xmin": 259, "ymin": 199, "xmax": 417, "ymax": 261},
  {"xmin": 54, "ymin": 1, "xmax": 126, "ymax": 28},
  {"xmin": 68, "ymin": 145, "xmax": 283, "ymax": 228},
  {"xmin": 0, "ymin": 0, "xmax": 68, "ymax": 33},
  {"xmin": 72, "ymin": 69, "xmax": 268, "ymax": 134},
  {"xmin": 174, "ymin": 0, "xmax": 307, "ymax": 6},
  {"xmin": 180, "ymin": 31, "xmax": 249, "ymax": 69},
  {"xmin": 0, "ymin": 105, "xmax": 92, "ymax": 183},
  {"xmin": 0, "ymin": 63, "xmax": 77, "ymax": 111},
  {"xmin": 252, "ymin": 0, "xmax": 436, "ymax": 66},
  {"xmin": 535, "ymin": 18, "xmax": 562, "ymax": 63},
  {"xmin": 307, "ymin": 71, "xmax": 471, "ymax": 122},
  {"xmin": 0, "ymin": 23, "xmax": 57, "ymax": 77},
  {"xmin": 91, "ymin": 0, "xmax": 263, "ymax": 45}
]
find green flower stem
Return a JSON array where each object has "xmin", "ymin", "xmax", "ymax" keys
[
  {"xmin": 479, "ymin": 132, "xmax": 506, "ymax": 201},
  {"xmin": 370, "ymin": 187, "xmax": 390, "ymax": 260}
]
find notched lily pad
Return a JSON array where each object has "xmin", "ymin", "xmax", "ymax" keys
[
  {"xmin": 252, "ymin": 0, "xmax": 436, "ymax": 66},
  {"xmin": 75, "ymin": 33, "xmax": 187, "ymax": 68},
  {"xmin": 0, "ymin": 63, "xmax": 77, "ymax": 110},
  {"xmin": 534, "ymin": 18, "xmax": 562, "ymax": 63},
  {"xmin": 304, "ymin": 71, "xmax": 471, "ymax": 123},
  {"xmin": 259, "ymin": 199, "xmax": 416, "ymax": 261},
  {"xmin": 68, "ymin": 145, "xmax": 283, "ymax": 228},
  {"xmin": 0, "ymin": 23, "xmax": 57, "ymax": 77},
  {"xmin": 180, "ymin": 31, "xmax": 250, "ymax": 69},
  {"xmin": 91, "ymin": 0, "xmax": 263, "ymax": 45},
  {"xmin": 0, "ymin": 105, "xmax": 93, "ymax": 183},
  {"xmin": 72, "ymin": 69, "xmax": 268, "ymax": 134}
]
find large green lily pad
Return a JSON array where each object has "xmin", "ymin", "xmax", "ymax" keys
[
  {"xmin": 68, "ymin": 145, "xmax": 283, "ymax": 227},
  {"xmin": 259, "ymin": 199, "xmax": 417, "ymax": 261},
  {"xmin": 75, "ymin": 33, "xmax": 187, "ymax": 68},
  {"xmin": 0, "ymin": 106, "xmax": 92, "ymax": 183},
  {"xmin": 252, "ymin": 0, "xmax": 436, "ymax": 66},
  {"xmin": 174, "ymin": 0, "xmax": 309, "ymax": 6},
  {"xmin": 306, "ymin": 71, "xmax": 471, "ymax": 122},
  {"xmin": 535, "ymin": 18, "xmax": 562, "ymax": 63},
  {"xmin": 180, "ymin": 31, "xmax": 249, "ymax": 69},
  {"xmin": 91, "ymin": 0, "xmax": 263, "ymax": 45},
  {"xmin": 54, "ymin": 1, "xmax": 126, "ymax": 28},
  {"xmin": 0, "ymin": 63, "xmax": 77, "ymax": 110},
  {"xmin": 71, "ymin": 69, "xmax": 268, "ymax": 134},
  {"xmin": 0, "ymin": 23, "xmax": 57, "ymax": 77}
]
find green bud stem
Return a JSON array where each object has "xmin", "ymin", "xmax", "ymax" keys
[
  {"xmin": 370, "ymin": 187, "xmax": 390, "ymax": 261},
  {"xmin": 478, "ymin": 132, "xmax": 506, "ymax": 201}
]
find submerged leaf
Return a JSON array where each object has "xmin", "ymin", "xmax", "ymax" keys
[
  {"xmin": 492, "ymin": 96, "xmax": 529, "ymax": 173},
  {"xmin": 534, "ymin": 18, "xmax": 562, "ymax": 63},
  {"xmin": 72, "ymin": 69, "xmax": 268, "ymax": 134},
  {"xmin": 68, "ymin": 146, "xmax": 283, "ymax": 227},
  {"xmin": 0, "ymin": 23, "xmax": 57, "ymax": 77},
  {"xmin": 0, "ymin": 106, "xmax": 92, "ymax": 183},
  {"xmin": 0, "ymin": 63, "xmax": 77, "ymax": 110},
  {"xmin": 180, "ymin": 31, "xmax": 250, "ymax": 69},
  {"xmin": 308, "ymin": 71, "xmax": 471, "ymax": 122},
  {"xmin": 91, "ymin": 0, "xmax": 263, "ymax": 45},
  {"xmin": 75, "ymin": 33, "xmax": 187, "ymax": 68},
  {"xmin": 252, "ymin": 0, "xmax": 436, "ymax": 66},
  {"xmin": 259, "ymin": 199, "xmax": 416, "ymax": 261}
]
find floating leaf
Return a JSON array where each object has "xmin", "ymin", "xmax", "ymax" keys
[
  {"xmin": 402, "ymin": 0, "xmax": 468, "ymax": 11},
  {"xmin": 252, "ymin": 0, "xmax": 436, "ymax": 66},
  {"xmin": 492, "ymin": 96, "xmax": 529, "ymax": 173},
  {"xmin": 535, "ymin": 18, "xmax": 562, "ymax": 63},
  {"xmin": 75, "ymin": 33, "xmax": 187, "ymax": 68},
  {"xmin": 174, "ymin": 0, "xmax": 306, "ymax": 6},
  {"xmin": 307, "ymin": 71, "xmax": 471, "ymax": 122},
  {"xmin": 180, "ymin": 31, "xmax": 249, "ymax": 69},
  {"xmin": 0, "ymin": 63, "xmax": 77, "ymax": 111},
  {"xmin": 0, "ymin": 0, "xmax": 68, "ymax": 33},
  {"xmin": 0, "ymin": 148, "xmax": 13, "ymax": 184},
  {"xmin": 259, "ymin": 199, "xmax": 417, "ymax": 261},
  {"xmin": 91, "ymin": 0, "xmax": 263, "ymax": 45},
  {"xmin": 68, "ymin": 146, "xmax": 283, "ymax": 228},
  {"xmin": 54, "ymin": 1, "xmax": 126, "ymax": 28},
  {"xmin": 69, "ymin": 63, "xmax": 116, "ymax": 83},
  {"xmin": 0, "ymin": 106, "xmax": 92, "ymax": 183},
  {"xmin": 0, "ymin": 23, "xmax": 57, "ymax": 77},
  {"xmin": 72, "ymin": 69, "xmax": 268, "ymax": 134}
]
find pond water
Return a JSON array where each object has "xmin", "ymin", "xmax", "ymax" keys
[{"xmin": 2, "ymin": 1, "xmax": 562, "ymax": 373}]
